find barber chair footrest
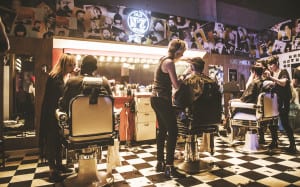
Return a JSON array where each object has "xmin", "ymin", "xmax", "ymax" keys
[{"xmin": 176, "ymin": 160, "xmax": 214, "ymax": 174}]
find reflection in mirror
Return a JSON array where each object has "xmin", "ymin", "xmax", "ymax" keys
[{"xmin": 3, "ymin": 54, "xmax": 35, "ymax": 138}]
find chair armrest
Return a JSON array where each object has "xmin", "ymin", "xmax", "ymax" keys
[{"xmin": 230, "ymin": 101, "xmax": 256, "ymax": 109}]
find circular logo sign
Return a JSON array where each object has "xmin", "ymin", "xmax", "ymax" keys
[{"xmin": 127, "ymin": 10, "xmax": 150, "ymax": 35}]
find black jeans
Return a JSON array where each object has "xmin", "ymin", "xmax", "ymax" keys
[
  {"xmin": 278, "ymin": 98, "xmax": 295, "ymax": 145},
  {"xmin": 150, "ymin": 97, "xmax": 178, "ymax": 165}
]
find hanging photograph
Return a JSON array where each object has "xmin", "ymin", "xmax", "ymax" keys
[{"xmin": 228, "ymin": 68, "xmax": 238, "ymax": 82}]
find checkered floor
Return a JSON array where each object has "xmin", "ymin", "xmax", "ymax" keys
[{"xmin": 0, "ymin": 133, "xmax": 300, "ymax": 187}]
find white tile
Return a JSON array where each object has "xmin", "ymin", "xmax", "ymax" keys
[
  {"xmin": 10, "ymin": 174, "xmax": 34, "ymax": 183},
  {"xmin": 257, "ymin": 176, "xmax": 289, "ymax": 187}
]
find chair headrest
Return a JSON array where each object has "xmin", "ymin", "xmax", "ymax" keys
[
  {"xmin": 82, "ymin": 77, "xmax": 103, "ymax": 87},
  {"xmin": 82, "ymin": 77, "xmax": 105, "ymax": 104}
]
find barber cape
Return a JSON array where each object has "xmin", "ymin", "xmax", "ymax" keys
[{"xmin": 174, "ymin": 73, "xmax": 220, "ymax": 108}]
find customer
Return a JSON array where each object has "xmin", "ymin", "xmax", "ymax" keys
[
  {"xmin": 265, "ymin": 56, "xmax": 297, "ymax": 154},
  {"xmin": 40, "ymin": 53, "xmax": 76, "ymax": 182},
  {"xmin": 150, "ymin": 39, "xmax": 186, "ymax": 178},
  {"xmin": 59, "ymin": 55, "xmax": 112, "ymax": 113},
  {"xmin": 181, "ymin": 57, "xmax": 221, "ymax": 124},
  {"xmin": 0, "ymin": 16, "xmax": 10, "ymax": 53},
  {"xmin": 230, "ymin": 64, "xmax": 264, "ymax": 114}
]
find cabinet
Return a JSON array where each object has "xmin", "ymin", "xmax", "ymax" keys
[{"xmin": 134, "ymin": 96, "xmax": 156, "ymax": 141}]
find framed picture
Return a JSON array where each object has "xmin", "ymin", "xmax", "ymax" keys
[{"xmin": 228, "ymin": 68, "xmax": 237, "ymax": 82}]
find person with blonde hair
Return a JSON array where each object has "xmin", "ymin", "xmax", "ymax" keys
[
  {"xmin": 150, "ymin": 39, "xmax": 187, "ymax": 178},
  {"xmin": 40, "ymin": 53, "xmax": 76, "ymax": 182}
]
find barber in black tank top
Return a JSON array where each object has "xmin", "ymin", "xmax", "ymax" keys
[{"xmin": 151, "ymin": 39, "xmax": 187, "ymax": 178}]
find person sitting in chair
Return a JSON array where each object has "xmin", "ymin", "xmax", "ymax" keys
[
  {"xmin": 179, "ymin": 57, "xmax": 221, "ymax": 125},
  {"xmin": 230, "ymin": 64, "xmax": 264, "ymax": 115},
  {"xmin": 60, "ymin": 55, "xmax": 112, "ymax": 113}
]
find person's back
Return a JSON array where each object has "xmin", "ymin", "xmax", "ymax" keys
[
  {"xmin": 177, "ymin": 57, "xmax": 222, "ymax": 125},
  {"xmin": 186, "ymin": 73, "xmax": 222, "ymax": 125},
  {"xmin": 60, "ymin": 55, "xmax": 112, "ymax": 113}
]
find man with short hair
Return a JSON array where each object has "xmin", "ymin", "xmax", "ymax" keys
[{"xmin": 60, "ymin": 55, "xmax": 112, "ymax": 113}]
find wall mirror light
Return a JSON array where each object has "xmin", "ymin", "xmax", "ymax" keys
[{"xmin": 3, "ymin": 54, "xmax": 36, "ymax": 138}]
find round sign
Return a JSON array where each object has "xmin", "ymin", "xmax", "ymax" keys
[{"xmin": 127, "ymin": 10, "xmax": 150, "ymax": 35}]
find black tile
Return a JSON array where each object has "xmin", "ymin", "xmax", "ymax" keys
[
  {"xmin": 34, "ymin": 171, "xmax": 49, "ymax": 179},
  {"xmin": 122, "ymin": 155, "xmax": 139, "ymax": 160},
  {"xmin": 0, "ymin": 176, "xmax": 11, "ymax": 184},
  {"xmin": 240, "ymin": 170, "xmax": 268, "ymax": 180},
  {"xmin": 112, "ymin": 180, "xmax": 131, "ymax": 187},
  {"xmin": 6, "ymin": 157, "xmax": 23, "ymax": 162},
  {"xmin": 146, "ymin": 173, "xmax": 170, "ymax": 183},
  {"xmin": 263, "ymin": 156, "xmax": 284, "ymax": 163},
  {"xmin": 176, "ymin": 176, "xmax": 203, "ymax": 186},
  {"xmin": 15, "ymin": 168, "xmax": 36, "ymax": 175},
  {"xmin": 120, "ymin": 170, "xmax": 143, "ymax": 180},
  {"xmin": 133, "ymin": 162, "xmax": 152, "ymax": 170},
  {"xmin": 25, "ymin": 152, "xmax": 39, "ymax": 156},
  {"xmin": 21, "ymin": 159, "xmax": 39, "ymax": 164},
  {"xmin": 0, "ymin": 165, "xmax": 18, "ymax": 171},
  {"xmin": 243, "ymin": 181, "xmax": 269, "ymax": 187},
  {"xmin": 238, "ymin": 155, "xmax": 257, "ymax": 161},
  {"xmin": 215, "ymin": 161, "xmax": 234, "ymax": 168},
  {"xmin": 207, "ymin": 178, "xmax": 236, "ymax": 187},
  {"xmin": 239, "ymin": 162, "xmax": 261, "ymax": 170},
  {"xmin": 210, "ymin": 169, "xmax": 235, "ymax": 178},
  {"xmin": 214, "ymin": 154, "xmax": 232, "ymax": 160},
  {"xmin": 142, "ymin": 156, "xmax": 156, "ymax": 162},
  {"xmin": 267, "ymin": 163, "xmax": 292, "ymax": 171},
  {"xmin": 272, "ymin": 173, "xmax": 300, "ymax": 183},
  {"xmin": 7, "ymin": 180, "xmax": 32, "ymax": 187}
]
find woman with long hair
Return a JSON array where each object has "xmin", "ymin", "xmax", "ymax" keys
[{"xmin": 40, "ymin": 53, "xmax": 76, "ymax": 182}]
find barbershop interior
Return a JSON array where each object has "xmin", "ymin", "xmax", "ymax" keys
[{"xmin": 0, "ymin": 0, "xmax": 300, "ymax": 186}]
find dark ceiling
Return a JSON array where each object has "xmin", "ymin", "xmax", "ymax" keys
[{"xmin": 219, "ymin": 0, "xmax": 299, "ymax": 20}]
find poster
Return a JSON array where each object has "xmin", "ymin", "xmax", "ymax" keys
[{"xmin": 228, "ymin": 68, "xmax": 237, "ymax": 82}]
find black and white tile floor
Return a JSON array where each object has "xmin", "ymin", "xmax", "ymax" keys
[{"xmin": 0, "ymin": 133, "xmax": 299, "ymax": 187}]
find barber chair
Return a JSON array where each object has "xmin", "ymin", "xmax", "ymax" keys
[
  {"xmin": 228, "ymin": 92, "xmax": 279, "ymax": 153},
  {"xmin": 174, "ymin": 82, "xmax": 222, "ymax": 174},
  {"xmin": 57, "ymin": 77, "xmax": 116, "ymax": 187}
]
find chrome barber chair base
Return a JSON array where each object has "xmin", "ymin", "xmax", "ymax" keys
[
  {"xmin": 63, "ymin": 158, "xmax": 112, "ymax": 187},
  {"xmin": 235, "ymin": 131, "xmax": 268, "ymax": 154},
  {"xmin": 235, "ymin": 144, "xmax": 268, "ymax": 154},
  {"xmin": 176, "ymin": 160, "xmax": 214, "ymax": 174}
]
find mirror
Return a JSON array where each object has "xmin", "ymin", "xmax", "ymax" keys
[{"xmin": 3, "ymin": 54, "xmax": 35, "ymax": 138}]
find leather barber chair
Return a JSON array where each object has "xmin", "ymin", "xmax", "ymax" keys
[
  {"xmin": 175, "ymin": 82, "xmax": 222, "ymax": 174},
  {"xmin": 57, "ymin": 77, "xmax": 116, "ymax": 187},
  {"xmin": 228, "ymin": 92, "xmax": 279, "ymax": 153}
]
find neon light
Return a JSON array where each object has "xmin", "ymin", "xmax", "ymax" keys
[{"xmin": 127, "ymin": 10, "xmax": 150, "ymax": 35}]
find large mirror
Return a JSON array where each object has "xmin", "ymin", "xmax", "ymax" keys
[{"xmin": 3, "ymin": 54, "xmax": 35, "ymax": 138}]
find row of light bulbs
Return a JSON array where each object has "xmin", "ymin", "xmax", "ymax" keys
[{"xmin": 75, "ymin": 54, "xmax": 159, "ymax": 64}]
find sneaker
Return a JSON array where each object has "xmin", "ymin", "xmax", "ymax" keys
[
  {"xmin": 284, "ymin": 145, "xmax": 297, "ymax": 154},
  {"xmin": 155, "ymin": 161, "xmax": 165, "ymax": 172},
  {"xmin": 268, "ymin": 141, "xmax": 278, "ymax": 149},
  {"xmin": 164, "ymin": 165, "xmax": 186, "ymax": 178},
  {"xmin": 258, "ymin": 138, "xmax": 265, "ymax": 144},
  {"xmin": 56, "ymin": 165, "xmax": 73, "ymax": 173},
  {"xmin": 49, "ymin": 171, "xmax": 65, "ymax": 183}
]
